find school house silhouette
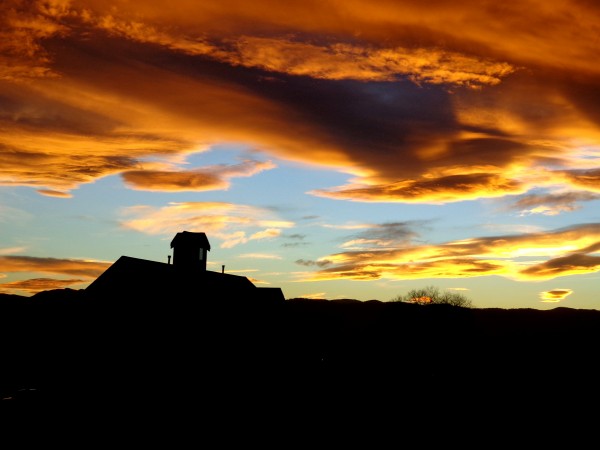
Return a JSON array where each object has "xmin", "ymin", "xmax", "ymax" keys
[{"xmin": 85, "ymin": 231, "xmax": 285, "ymax": 304}]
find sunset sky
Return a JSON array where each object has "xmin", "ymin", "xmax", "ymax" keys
[{"xmin": 1, "ymin": 0, "xmax": 599, "ymax": 309}]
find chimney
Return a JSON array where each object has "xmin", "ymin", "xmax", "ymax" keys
[
  {"xmin": 222, "ymin": 265, "xmax": 225, "ymax": 274},
  {"xmin": 168, "ymin": 255, "xmax": 171, "ymax": 265}
]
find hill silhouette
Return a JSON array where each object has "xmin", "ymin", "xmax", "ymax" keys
[{"xmin": 2, "ymin": 288, "xmax": 599, "ymax": 417}]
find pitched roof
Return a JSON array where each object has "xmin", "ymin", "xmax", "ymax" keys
[{"xmin": 85, "ymin": 255, "xmax": 255, "ymax": 298}]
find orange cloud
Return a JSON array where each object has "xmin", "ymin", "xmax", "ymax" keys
[
  {"xmin": 78, "ymin": 2, "xmax": 517, "ymax": 87},
  {"xmin": 0, "ymin": 0, "xmax": 599, "ymax": 207},
  {"xmin": 298, "ymin": 292, "xmax": 327, "ymax": 300},
  {"xmin": 539, "ymin": 288, "xmax": 573, "ymax": 303},
  {"xmin": 0, "ymin": 0, "xmax": 68, "ymax": 81},
  {"xmin": 298, "ymin": 223, "xmax": 600, "ymax": 282},
  {"xmin": 71, "ymin": 0, "xmax": 600, "ymax": 76},
  {"xmin": 0, "ymin": 255, "xmax": 110, "ymax": 278},
  {"xmin": 122, "ymin": 170, "xmax": 226, "ymax": 192},
  {"xmin": 121, "ymin": 159, "xmax": 275, "ymax": 191},
  {"xmin": 36, "ymin": 189, "xmax": 73, "ymax": 198},
  {"xmin": 311, "ymin": 172, "xmax": 526, "ymax": 203},
  {"xmin": 559, "ymin": 169, "xmax": 600, "ymax": 193},
  {"xmin": 0, "ymin": 277, "xmax": 85, "ymax": 295},
  {"xmin": 212, "ymin": 38, "xmax": 516, "ymax": 88}
]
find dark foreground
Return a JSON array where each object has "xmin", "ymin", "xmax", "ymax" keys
[{"xmin": 2, "ymin": 289, "xmax": 600, "ymax": 433}]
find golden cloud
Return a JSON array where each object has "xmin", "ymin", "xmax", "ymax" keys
[
  {"xmin": 539, "ymin": 288, "xmax": 573, "ymax": 303},
  {"xmin": 237, "ymin": 253, "xmax": 282, "ymax": 260},
  {"xmin": 0, "ymin": 116, "xmax": 182, "ymax": 193},
  {"xmin": 246, "ymin": 277, "xmax": 269, "ymax": 285},
  {"xmin": 299, "ymin": 223, "xmax": 600, "ymax": 282},
  {"xmin": 0, "ymin": 255, "xmax": 110, "ymax": 278},
  {"xmin": 520, "ymin": 254, "xmax": 600, "ymax": 279},
  {"xmin": 75, "ymin": 1, "xmax": 517, "ymax": 87},
  {"xmin": 0, "ymin": 277, "xmax": 85, "ymax": 295},
  {"xmin": 120, "ymin": 201, "xmax": 294, "ymax": 248},
  {"xmin": 298, "ymin": 292, "xmax": 327, "ymax": 300},
  {"xmin": 213, "ymin": 38, "xmax": 516, "ymax": 87},
  {"xmin": 559, "ymin": 169, "xmax": 600, "ymax": 193}
]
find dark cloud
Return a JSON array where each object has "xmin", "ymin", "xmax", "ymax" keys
[
  {"xmin": 281, "ymin": 233, "xmax": 308, "ymax": 247},
  {"xmin": 520, "ymin": 254, "xmax": 600, "ymax": 279},
  {"xmin": 340, "ymin": 222, "xmax": 424, "ymax": 248},
  {"xmin": 295, "ymin": 259, "xmax": 332, "ymax": 268},
  {"xmin": 560, "ymin": 169, "xmax": 600, "ymax": 192},
  {"xmin": 122, "ymin": 170, "xmax": 226, "ymax": 192},
  {"xmin": 286, "ymin": 234, "xmax": 306, "ymax": 240},
  {"xmin": 312, "ymin": 173, "xmax": 524, "ymax": 203},
  {"xmin": 510, "ymin": 191, "xmax": 600, "ymax": 215}
]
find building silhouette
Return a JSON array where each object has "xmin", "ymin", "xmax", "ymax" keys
[{"xmin": 85, "ymin": 231, "xmax": 284, "ymax": 303}]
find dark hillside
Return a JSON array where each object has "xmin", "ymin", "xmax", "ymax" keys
[{"xmin": 1, "ymin": 290, "xmax": 599, "ymax": 412}]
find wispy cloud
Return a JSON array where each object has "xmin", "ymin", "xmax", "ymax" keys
[
  {"xmin": 298, "ymin": 292, "xmax": 327, "ymax": 300},
  {"xmin": 339, "ymin": 222, "xmax": 425, "ymax": 250},
  {"xmin": 237, "ymin": 253, "xmax": 282, "ymax": 260},
  {"xmin": 511, "ymin": 191, "xmax": 600, "ymax": 216},
  {"xmin": 0, "ymin": 277, "xmax": 85, "ymax": 295},
  {"xmin": 0, "ymin": 247, "xmax": 28, "ymax": 256},
  {"xmin": 322, "ymin": 223, "xmax": 374, "ymax": 230},
  {"xmin": 247, "ymin": 277, "xmax": 270, "ymax": 285},
  {"xmin": 299, "ymin": 223, "xmax": 600, "ymax": 282},
  {"xmin": 120, "ymin": 201, "xmax": 294, "ymax": 248},
  {"xmin": 0, "ymin": 255, "xmax": 110, "ymax": 278}
]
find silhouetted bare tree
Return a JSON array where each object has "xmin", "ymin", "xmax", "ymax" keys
[{"xmin": 392, "ymin": 285, "xmax": 473, "ymax": 308}]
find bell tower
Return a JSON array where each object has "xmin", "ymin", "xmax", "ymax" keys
[{"xmin": 170, "ymin": 231, "xmax": 211, "ymax": 271}]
